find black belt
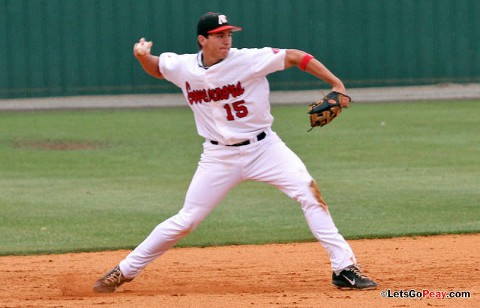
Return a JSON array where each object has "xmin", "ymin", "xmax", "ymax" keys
[{"xmin": 210, "ymin": 131, "xmax": 266, "ymax": 146}]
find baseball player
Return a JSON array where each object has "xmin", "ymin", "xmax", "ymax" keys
[{"xmin": 93, "ymin": 12, "xmax": 377, "ymax": 292}]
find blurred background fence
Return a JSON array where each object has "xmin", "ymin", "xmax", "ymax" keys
[{"xmin": 1, "ymin": 0, "xmax": 479, "ymax": 98}]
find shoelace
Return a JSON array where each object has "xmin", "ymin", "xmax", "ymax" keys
[
  {"xmin": 104, "ymin": 269, "xmax": 123, "ymax": 285},
  {"xmin": 347, "ymin": 265, "xmax": 368, "ymax": 279}
]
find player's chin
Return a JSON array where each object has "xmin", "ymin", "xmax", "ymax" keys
[{"xmin": 218, "ymin": 48, "xmax": 230, "ymax": 58}]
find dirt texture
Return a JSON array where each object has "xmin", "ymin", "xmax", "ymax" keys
[{"xmin": 1, "ymin": 234, "xmax": 478, "ymax": 308}]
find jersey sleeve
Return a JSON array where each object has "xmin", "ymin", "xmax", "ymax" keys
[
  {"xmin": 248, "ymin": 47, "xmax": 286, "ymax": 77},
  {"xmin": 158, "ymin": 52, "xmax": 183, "ymax": 88}
]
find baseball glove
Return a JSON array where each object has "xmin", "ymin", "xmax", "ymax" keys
[{"xmin": 307, "ymin": 91, "xmax": 351, "ymax": 130}]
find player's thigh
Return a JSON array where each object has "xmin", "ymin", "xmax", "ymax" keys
[
  {"xmin": 183, "ymin": 146, "xmax": 243, "ymax": 214},
  {"xmin": 247, "ymin": 139, "xmax": 313, "ymax": 199}
]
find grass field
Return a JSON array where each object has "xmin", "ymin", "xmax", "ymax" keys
[{"xmin": 0, "ymin": 100, "xmax": 479, "ymax": 255}]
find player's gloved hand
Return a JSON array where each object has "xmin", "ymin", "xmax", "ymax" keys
[{"xmin": 307, "ymin": 91, "xmax": 351, "ymax": 131}]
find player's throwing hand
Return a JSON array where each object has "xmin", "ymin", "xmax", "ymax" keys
[{"xmin": 133, "ymin": 37, "xmax": 152, "ymax": 57}]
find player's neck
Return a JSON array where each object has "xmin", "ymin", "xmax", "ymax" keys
[{"xmin": 200, "ymin": 51, "xmax": 225, "ymax": 69}]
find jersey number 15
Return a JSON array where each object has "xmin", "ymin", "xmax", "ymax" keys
[{"xmin": 224, "ymin": 100, "xmax": 249, "ymax": 121}]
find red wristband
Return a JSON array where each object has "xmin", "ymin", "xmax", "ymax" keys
[{"xmin": 299, "ymin": 53, "xmax": 314, "ymax": 71}]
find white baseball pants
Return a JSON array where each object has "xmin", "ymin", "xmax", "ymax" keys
[{"xmin": 120, "ymin": 130, "xmax": 356, "ymax": 278}]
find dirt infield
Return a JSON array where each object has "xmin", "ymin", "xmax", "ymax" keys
[{"xmin": 1, "ymin": 234, "xmax": 478, "ymax": 308}]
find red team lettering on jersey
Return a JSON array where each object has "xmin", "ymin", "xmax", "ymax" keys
[{"xmin": 186, "ymin": 81, "xmax": 245, "ymax": 104}]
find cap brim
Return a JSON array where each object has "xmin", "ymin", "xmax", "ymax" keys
[{"xmin": 208, "ymin": 25, "xmax": 242, "ymax": 34}]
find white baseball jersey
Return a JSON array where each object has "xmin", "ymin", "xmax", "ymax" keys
[{"xmin": 159, "ymin": 47, "xmax": 286, "ymax": 145}]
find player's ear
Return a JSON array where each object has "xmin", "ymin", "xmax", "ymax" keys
[{"xmin": 198, "ymin": 35, "xmax": 207, "ymax": 48}]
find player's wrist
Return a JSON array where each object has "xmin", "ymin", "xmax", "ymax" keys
[
  {"xmin": 135, "ymin": 53, "xmax": 151, "ymax": 62},
  {"xmin": 331, "ymin": 81, "xmax": 346, "ymax": 94}
]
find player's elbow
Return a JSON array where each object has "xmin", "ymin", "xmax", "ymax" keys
[
  {"xmin": 284, "ymin": 49, "xmax": 308, "ymax": 69},
  {"xmin": 149, "ymin": 70, "xmax": 164, "ymax": 79}
]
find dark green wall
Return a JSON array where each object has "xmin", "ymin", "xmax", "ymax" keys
[{"xmin": 1, "ymin": 0, "xmax": 479, "ymax": 98}]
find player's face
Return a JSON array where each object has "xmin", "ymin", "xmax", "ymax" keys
[{"xmin": 201, "ymin": 30, "xmax": 232, "ymax": 63}]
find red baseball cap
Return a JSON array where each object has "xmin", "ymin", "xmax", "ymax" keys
[{"xmin": 197, "ymin": 12, "xmax": 242, "ymax": 37}]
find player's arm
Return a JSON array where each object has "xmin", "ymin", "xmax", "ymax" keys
[
  {"xmin": 133, "ymin": 38, "xmax": 164, "ymax": 79},
  {"xmin": 284, "ymin": 49, "xmax": 345, "ymax": 94}
]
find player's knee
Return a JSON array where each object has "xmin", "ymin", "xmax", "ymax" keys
[
  {"xmin": 175, "ymin": 209, "xmax": 205, "ymax": 233},
  {"xmin": 298, "ymin": 179, "xmax": 329, "ymax": 213},
  {"xmin": 175, "ymin": 218, "xmax": 196, "ymax": 235}
]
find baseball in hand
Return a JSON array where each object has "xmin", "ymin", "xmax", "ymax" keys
[
  {"xmin": 134, "ymin": 38, "xmax": 152, "ymax": 57},
  {"xmin": 136, "ymin": 47, "xmax": 147, "ymax": 56}
]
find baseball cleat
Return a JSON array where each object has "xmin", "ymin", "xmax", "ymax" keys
[
  {"xmin": 93, "ymin": 265, "xmax": 133, "ymax": 293},
  {"xmin": 332, "ymin": 264, "xmax": 377, "ymax": 290}
]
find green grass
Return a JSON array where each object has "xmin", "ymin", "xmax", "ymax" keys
[{"xmin": 0, "ymin": 100, "xmax": 479, "ymax": 255}]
